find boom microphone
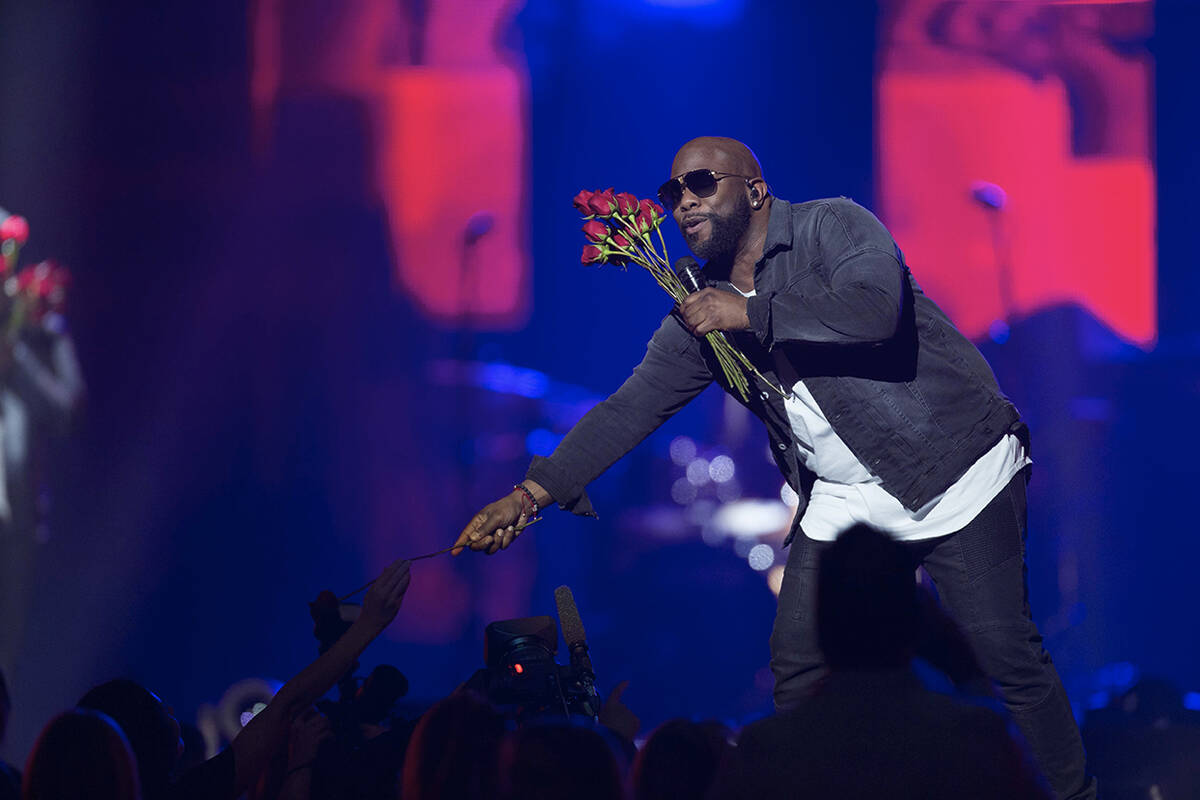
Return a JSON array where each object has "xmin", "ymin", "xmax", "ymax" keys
[
  {"xmin": 674, "ymin": 256, "xmax": 707, "ymax": 294},
  {"xmin": 554, "ymin": 585, "xmax": 595, "ymax": 685}
]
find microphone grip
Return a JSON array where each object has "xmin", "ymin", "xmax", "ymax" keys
[
  {"xmin": 570, "ymin": 641, "xmax": 595, "ymax": 683},
  {"xmin": 677, "ymin": 262, "xmax": 707, "ymax": 294}
]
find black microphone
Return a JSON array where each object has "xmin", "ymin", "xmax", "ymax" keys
[
  {"xmin": 554, "ymin": 585, "xmax": 595, "ymax": 686},
  {"xmin": 674, "ymin": 256, "xmax": 707, "ymax": 294}
]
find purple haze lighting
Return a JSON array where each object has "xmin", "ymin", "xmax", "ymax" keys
[{"xmin": 988, "ymin": 319, "xmax": 1010, "ymax": 343}]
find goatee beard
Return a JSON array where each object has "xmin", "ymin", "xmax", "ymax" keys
[{"xmin": 689, "ymin": 192, "xmax": 752, "ymax": 264}]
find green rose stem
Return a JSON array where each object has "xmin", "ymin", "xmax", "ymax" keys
[
  {"xmin": 615, "ymin": 212, "xmax": 787, "ymax": 400},
  {"xmin": 5, "ymin": 295, "xmax": 27, "ymax": 344},
  {"xmin": 1, "ymin": 240, "xmax": 18, "ymax": 276},
  {"xmin": 586, "ymin": 200, "xmax": 789, "ymax": 402},
  {"xmin": 602, "ymin": 223, "xmax": 757, "ymax": 401}
]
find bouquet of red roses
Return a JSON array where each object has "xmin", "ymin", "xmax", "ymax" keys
[
  {"xmin": 0, "ymin": 210, "xmax": 71, "ymax": 342},
  {"xmin": 573, "ymin": 188, "xmax": 781, "ymax": 402}
]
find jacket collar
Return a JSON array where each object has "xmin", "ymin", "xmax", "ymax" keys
[{"xmin": 761, "ymin": 197, "xmax": 794, "ymax": 262}]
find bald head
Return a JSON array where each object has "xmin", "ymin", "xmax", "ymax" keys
[
  {"xmin": 664, "ymin": 137, "xmax": 771, "ymax": 271},
  {"xmin": 670, "ymin": 137, "xmax": 763, "ymax": 181}
]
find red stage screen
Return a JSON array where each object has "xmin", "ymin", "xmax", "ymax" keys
[{"xmin": 877, "ymin": 0, "xmax": 1155, "ymax": 345}]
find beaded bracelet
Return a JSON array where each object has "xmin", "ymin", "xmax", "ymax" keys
[{"xmin": 513, "ymin": 483, "xmax": 539, "ymax": 519}]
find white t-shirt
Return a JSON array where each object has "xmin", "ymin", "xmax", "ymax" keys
[
  {"xmin": 733, "ymin": 285, "xmax": 1029, "ymax": 542},
  {"xmin": 785, "ymin": 381, "xmax": 1029, "ymax": 542}
]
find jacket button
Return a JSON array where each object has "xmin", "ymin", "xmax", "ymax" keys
[
  {"xmin": 777, "ymin": 442, "xmax": 788, "ymax": 451},
  {"xmin": 760, "ymin": 391, "xmax": 770, "ymax": 400}
]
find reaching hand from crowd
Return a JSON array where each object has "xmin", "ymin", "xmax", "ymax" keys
[
  {"xmin": 231, "ymin": 558, "xmax": 412, "ymax": 797},
  {"xmin": 359, "ymin": 559, "xmax": 412, "ymax": 634}
]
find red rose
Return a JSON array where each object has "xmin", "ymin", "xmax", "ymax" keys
[
  {"xmin": 639, "ymin": 198, "xmax": 665, "ymax": 223},
  {"xmin": 43, "ymin": 262, "xmax": 69, "ymax": 294},
  {"xmin": 573, "ymin": 189, "xmax": 596, "ymax": 215},
  {"xmin": 581, "ymin": 244, "xmax": 605, "ymax": 264},
  {"xmin": 615, "ymin": 192, "xmax": 639, "ymax": 216},
  {"xmin": 46, "ymin": 264, "xmax": 70, "ymax": 308},
  {"xmin": 587, "ymin": 188, "xmax": 618, "ymax": 218},
  {"xmin": 582, "ymin": 219, "xmax": 610, "ymax": 243},
  {"xmin": 633, "ymin": 208, "xmax": 652, "ymax": 235},
  {"xmin": 611, "ymin": 232, "xmax": 631, "ymax": 250},
  {"xmin": 14, "ymin": 261, "xmax": 64, "ymax": 298},
  {"xmin": 0, "ymin": 214, "xmax": 29, "ymax": 245}
]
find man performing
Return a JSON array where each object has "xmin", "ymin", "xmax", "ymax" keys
[{"xmin": 452, "ymin": 137, "xmax": 1095, "ymax": 799}]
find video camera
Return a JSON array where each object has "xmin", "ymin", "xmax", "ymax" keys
[{"xmin": 464, "ymin": 586, "xmax": 602, "ymax": 723}]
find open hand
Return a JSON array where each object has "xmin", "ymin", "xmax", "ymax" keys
[{"xmin": 359, "ymin": 559, "xmax": 411, "ymax": 632}]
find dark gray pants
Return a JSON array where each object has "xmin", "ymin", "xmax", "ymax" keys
[{"xmin": 769, "ymin": 474, "xmax": 1096, "ymax": 800}]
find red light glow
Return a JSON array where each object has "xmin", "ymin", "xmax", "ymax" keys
[{"xmin": 877, "ymin": 0, "xmax": 1155, "ymax": 346}]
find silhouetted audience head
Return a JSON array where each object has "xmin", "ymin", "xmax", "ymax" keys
[
  {"xmin": 176, "ymin": 723, "xmax": 207, "ymax": 774},
  {"xmin": 817, "ymin": 524, "xmax": 919, "ymax": 670},
  {"xmin": 21, "ymin": 709, "xmax": 140, "ymax": 800},
  {"xmin": 632, "ymin": 719, "xmax": 732, "ymax": 800},
  {"xmin": 499, "ymin": 720, "xmax": 626, "ymax": 800},
  {"xmin": 400, "ymin": 690, "xmax": 505, "ymax": 800},
  {"xmin": 77, "ymin": 680, "xmax": 181, "ymax": 800}
]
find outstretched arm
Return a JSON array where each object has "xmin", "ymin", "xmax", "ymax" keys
[
  {"xmin": 452, "ymin": 312, "xmax": 714, "ymax": 556},
  {"xmin": 228, "ymin": 559, "xmax": 411, "ymax": 796}
]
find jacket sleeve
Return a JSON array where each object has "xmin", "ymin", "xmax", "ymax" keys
[
  {"xmin": 745, "ymin": 199, "xmax": 906, "ymax": 350},
  {"xmin": 525, "ymin": 312, "xmax": 713, "ymax": 517}
]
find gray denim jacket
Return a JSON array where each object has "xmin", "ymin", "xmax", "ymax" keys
[{"xmin": 527, "ymin": 198, "xmax": 1023, "ymax": 544}]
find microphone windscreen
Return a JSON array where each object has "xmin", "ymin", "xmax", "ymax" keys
[
  {"xmin": 555, "ymin": 585, "xmax": 588, "ymax": 646},
  {"xmin": 674, "ymin": 256, "xmax": 706, "ymax": 293}
]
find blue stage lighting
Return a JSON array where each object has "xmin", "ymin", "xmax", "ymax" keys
[
  {"xmin": 526, "ymin": 428, "xmax": 563, "ymax": 456},
  {"xmin": 620, "ymin": 0, "xmax": 744, "ymax": 26}
]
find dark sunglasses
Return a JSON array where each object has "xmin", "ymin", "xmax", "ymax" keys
[{"xmin": 657, "ymin": 169, "xmax": 755, "ymax": 210}]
